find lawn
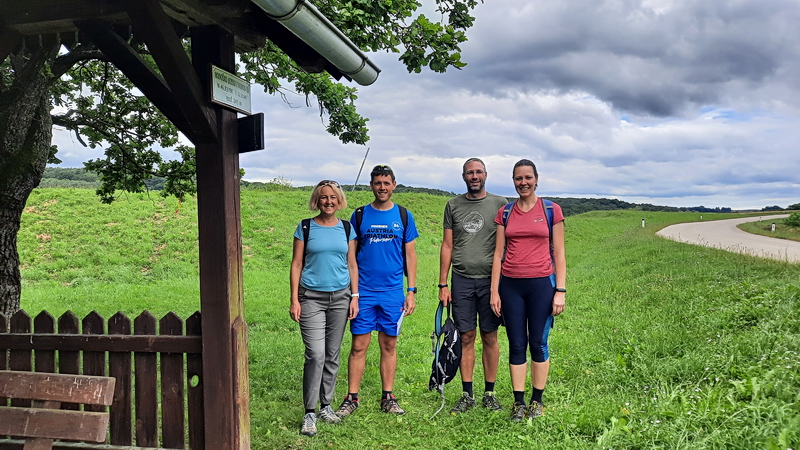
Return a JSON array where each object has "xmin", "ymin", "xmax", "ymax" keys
[
  {"xmin": 17, "ymin": 188, "xmax": 800, "ymax": 449},
  {"xmin": 738, "ymin": 217, "xmax": 800, "ymax": 243}
]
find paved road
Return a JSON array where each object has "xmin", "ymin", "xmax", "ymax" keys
[{"xmin": 656, "ymin": 214, "xmax": 800, "ymax": 263}]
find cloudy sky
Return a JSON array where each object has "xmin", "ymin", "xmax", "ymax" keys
[{"xmin": 54, "ymin": 0, "xmax": 800, "ymax": 210}]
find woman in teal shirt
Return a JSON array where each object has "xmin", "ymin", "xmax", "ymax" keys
[{"xmin": 289, "ymin": 180, "xmax": 359, "ymax": 437}]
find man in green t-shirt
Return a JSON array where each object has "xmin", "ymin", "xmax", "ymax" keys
[{"xmin": 438, "ymin": 157, "xmax": 509, "ymax": 414}]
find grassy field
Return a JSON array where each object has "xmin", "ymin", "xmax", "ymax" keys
[
  {"xmin": 738, "ymin": 217, "xmax": 800, "ymax": 243},
  {"xmin": 17, "ymin": 188, "xmax": 800, "ymax": 449}
]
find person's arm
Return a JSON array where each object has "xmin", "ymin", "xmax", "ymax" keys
[
  {"xmin": 404, "ymin": 240, "xmax": 417, "ymax": 316},
  {"xmin": 489, "ymin": 224, "xmax": 505, "ymax": 317},
  {"xmin": 551, "ymin": 221, "xmax": 566, "ymax": 316},
  {"xmin": 438, "ymin": 228, "xmax": 453, "ymax": 306},
  {"xmin": 289, "ymin": 237, "xmax": 304, "ymax": 322},
  {"xmin": 347, "ymin": 239, "xmax": 359, "ymax": 320}
]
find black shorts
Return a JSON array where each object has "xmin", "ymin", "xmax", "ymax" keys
[{"xmin": 451, "ymin": 272, "xmax": 502, "ymax": 333}]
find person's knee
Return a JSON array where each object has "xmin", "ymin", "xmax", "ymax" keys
[
  {"xmin": 460, "ymin": 329, "xmax": 477, "ymax": 345},
  {"xmin": 350, "ymin": 334, "xmax": 371, "ymax": 355},
  {"xmin": 530, "ymin": 345, "xmax": 549, "ymax": 363},
  {"xmin": 480, "ymin": 330, "xmax": 499, "ymax": 347},
  {"xmin": 377, "ymin": 333, "xmax": 397, "ymax": 353},
  {"xmin": 305, "ymin": 346, "xmax": 325, "ymax": 362}
]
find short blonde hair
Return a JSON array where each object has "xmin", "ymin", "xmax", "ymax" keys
[{"xmin": 309, "ymin": 180, "xmax": 348, "ymax": 211}]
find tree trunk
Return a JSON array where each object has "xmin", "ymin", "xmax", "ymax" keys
[{"xmin": 0, "ymin": 46, "xmax": 57, "ymax": 318}]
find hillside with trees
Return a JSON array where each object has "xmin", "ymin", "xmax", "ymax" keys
[{"xmin": 37, "ymin": 167, "xmax": 797, "ymax": 217}]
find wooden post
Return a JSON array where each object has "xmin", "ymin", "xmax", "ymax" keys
[{"xmin": 192, "ymin": 25, "xmax": 250, "ymax": 450}]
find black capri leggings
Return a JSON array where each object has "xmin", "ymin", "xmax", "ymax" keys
[{"xmin": 498, "ymin": 275, "xmax": 554, "ymax": 365}]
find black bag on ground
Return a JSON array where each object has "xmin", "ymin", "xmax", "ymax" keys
[{"xmin": 428, "ymin": 302, "xmax": 461, "ymax": 393}]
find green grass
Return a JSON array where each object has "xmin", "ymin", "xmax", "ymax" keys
[
  {"xmin": 18, "ymin": 188, "xmax": 800, "ymax": 449},
  {"xmin": 738, "ymin": 218, "xmax": 800, "ymax": 243}
]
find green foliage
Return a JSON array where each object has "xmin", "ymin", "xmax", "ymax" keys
[
  {"xmin": 50, "ymin": 59, "xmax": 196, "ymax": 203},
  {"xmin": 785, "ymin": 212, "xmax": 800, "ymax": 227},
  {"xmin": 788, "ymin": 203, "xmax": 800, "ymax": 210},
  {"xmin": 18, "ymin": 189, "xmax": 800, "ymax": 449},
  {"xmin": 762, "ymin": 205, "xmax": 784, "ymax": 211},
  {"xmin": 240, "ymin": 0, "xmax": 482, "ymax": 146},
  {"xmin": 738, "ymin": 217, "xmax": 800, "ymax": 243}
]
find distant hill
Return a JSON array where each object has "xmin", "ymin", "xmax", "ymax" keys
[{"xmin": 40, "ymin": 167, "xmax": 795, "ymax": 216}]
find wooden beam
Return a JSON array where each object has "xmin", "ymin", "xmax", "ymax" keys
[
  {"xmin": 0, "ymin": 371, "xmax": 115, "ymax": 406},
  {"xmin": 75, "ymin": 19, "xmax": 197, "ymax": 141},
  {"xmin": 123, "ymin": 0, "xmax": 217, "ymax": 144},
  {"xmin": 0, "ymin": 407, "xmax": 110, "ymax": 442},
  {"xmin": 192, "ymin": 24, "xmax": 250, "ymax": 450},
  {"xmin": 1, "ymin": 0, "xmax": 128, "ymax": 35},
  {"xmin": 160, "ymin": 0, "xmax": 266, "ymax": 52},
  {"xmin": 0, "ymin": 26, "xmax": 22, "ymax": 64},
  {"xmin": 0, "ymin": 332, "xmax": 202, "ymax": 353}
]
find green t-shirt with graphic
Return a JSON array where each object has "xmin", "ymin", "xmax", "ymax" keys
[{"xmin": 443, "ymin": 193, "xmax": 509, "ymax": 278}]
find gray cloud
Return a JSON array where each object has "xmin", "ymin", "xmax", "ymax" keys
[{"xmin": 455, "ymin": 0, "xmax": 800, "ymax": 117}]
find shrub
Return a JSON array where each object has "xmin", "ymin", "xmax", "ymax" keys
[{"xmin": 785, "ymin": 211, "xmax": 800, "ymax": 227}]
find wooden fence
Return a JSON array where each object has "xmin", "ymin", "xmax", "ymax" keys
[{"xmin": 0, "ymin": 310, "xmax": 204, "ymax": 449}]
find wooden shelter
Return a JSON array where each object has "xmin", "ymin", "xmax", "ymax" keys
[{"xmin": 0, "ymin": 1, "xmax": 379, "ymax": 449}]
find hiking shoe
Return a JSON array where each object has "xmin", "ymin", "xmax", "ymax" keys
[
  {"xmin": 318, "ymin": 405, "xmax": 342, "ymax": 424},
  {"xmin": 450, "ymin": 392, "xmax": 477, "ymax": 415},
  {"xmin": 482, "ymin": 391, "xmax": 503, "ymax": 411},
  {"xmin": 335, "ymin": 395, "xmax": 359, "ymax": 418},
  {"xmin": 526, "ymin": 401, "xmax": 544, "ymax": 419},
  {"xmin": 380, "ymin": 394, "xmax": 406, "ymax": 415},
  {"xmin": 510, "ymin": 402, "xmax": 526, "ymax": 423},
  {"xmin": 300, "ymin": 412, "xmax": 317, "ymax": 436}
]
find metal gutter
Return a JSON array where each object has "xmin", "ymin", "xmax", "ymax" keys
[{"xmin": 252, "ymin": 0, "xmax": 381, "ymax": 86}]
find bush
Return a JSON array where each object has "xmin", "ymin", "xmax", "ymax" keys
[{"xmin": 785, "ymin": 211, "xmax": 800, "ymax": 227}]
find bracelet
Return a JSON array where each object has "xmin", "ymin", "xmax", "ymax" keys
[
  {"xmin": 555, "ymin": 288, "xmax": 566, "ymax": 293},
  {"xmin": 437, "ymin": 284, "xmax": 448, "ymax": 288},
  {"xmin": 351, "ymin": 293, "xmax": 360, "ymax": 298}
]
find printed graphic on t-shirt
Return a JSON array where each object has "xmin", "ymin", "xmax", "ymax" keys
[
  {"xmin": 462, "ymin": 210, "xmax": 484, "ymax": 234},
  {"xmin": 364, "ymin": 224, "xmax": 398, "ymax": 244}
]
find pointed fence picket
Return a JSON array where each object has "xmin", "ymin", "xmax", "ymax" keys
[{"xmin": 0, "ymin": 310, "xmax": 203, "ymax": 450}]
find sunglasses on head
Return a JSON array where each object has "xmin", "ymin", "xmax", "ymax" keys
[{"xmin": 317, "ymin": 180, "xmax": 340, "ymax": 187}]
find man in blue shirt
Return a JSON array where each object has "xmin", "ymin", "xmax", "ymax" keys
[{"xmin": 336, "ymin": 165, "xmax": 419, "ymax": 416}]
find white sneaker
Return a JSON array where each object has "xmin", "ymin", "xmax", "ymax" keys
[
  {"xmin": 319, "ymin": 405, "xmax": 342, "ymax": 424},
  {"xmin": 300, "ymin": 412, "xmax": 317, "ymax": 436}
]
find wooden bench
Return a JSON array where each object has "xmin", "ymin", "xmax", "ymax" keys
[{"xmin": 0, "ymin": 370, "xmax": 115, "ymax": 450}]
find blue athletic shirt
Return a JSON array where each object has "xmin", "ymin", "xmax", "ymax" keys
[
  {"xmin": 351, "ymin": 204, "xmax": 419, "ymax": 292},
  {"xmin": 293, "ymin": 219, "xmax": 357, "ymax": 292}
]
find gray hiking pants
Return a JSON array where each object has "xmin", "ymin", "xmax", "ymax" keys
[{"xmin": 299, "ymin": 286, "xmax": 351, "ymax": 410}]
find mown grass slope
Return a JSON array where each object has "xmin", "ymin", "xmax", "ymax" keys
[{"xmin": 18, "ymin": 188, "xmax": 800, "ymax": 449}]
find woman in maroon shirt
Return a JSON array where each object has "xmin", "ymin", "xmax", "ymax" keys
[{"xmin": 490, "ymin": 159, "xmax": 567, "ymax": 422}]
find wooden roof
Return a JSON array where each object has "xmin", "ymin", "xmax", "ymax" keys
[{"xmin": 0, "ymin": 0, "xmax": 342, "ymax": 76}]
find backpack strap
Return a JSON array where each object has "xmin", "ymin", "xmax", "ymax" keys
[
  {"xmin": 354, "ymin": 206, "xmax": 365, "ymax": 254},
  {"xmin": 398, "ymin": 205, "xmax": 409, "ymax": 277},
  {"xmin": 342, "ymin": 219, "xmax": 352, "ymax": 246},
  {"xmin": 300, "ymin": 218, "xmax": 312, "ymax": 268},
  {"xmin": 501, "ymin": 201, "xmax": 515, "ymax": 227},
  {"xmin": 500, "ymin": 201, "xmax": 515, "ymax": 262},
  {"xmin": 542, "ymin": 198, "xmax": 555, "ymax": 265}
]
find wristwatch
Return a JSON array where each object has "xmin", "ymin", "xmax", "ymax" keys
[
  {"xmin": 555, "ymin": 288, "xmax": 566, "ymax": 293},
  {"xmin": 437, "ymin": 284, "xmax": 448, "ymax": 288},
  {"xmin": 407, "ymin": 287, "xmax": 417, "ymax": 293}
]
